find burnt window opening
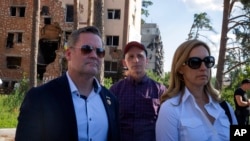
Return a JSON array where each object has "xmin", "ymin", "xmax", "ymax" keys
[
  {"xmin": 6, "ymin": 32, "xmax": 23, "ymax": 48},
  {"xmin": 2, "ymin": 81, "xmax": 9, "ymax": 88},
  {"xmin": 66, "ymin": 5, "xmax": 74, "ymax": 22},
  {"xmin": 37, "ymin": 39, "xmax": 59, "ymax": 80},
  {"xmin": 38, "ymin": 40, "xmax": 58, "ymax": 65},
  {"xmin": 107, "ymin": 9, "xmax": 121, "ymax": 19},
  {"xmin": 0, "ymin": 80, "xmax": 18, "ymax": 94},
  {"xmin": 10, "ymin": 7, "xmax": 16, "ymax": 16},
  {"xmin": 44, "ymin": 17, "xmax": 51, "ymax": 24},
  {"xmin": 6, "ymin": 56, "xmax": 22, "ymax": 69},
  {"xmin": 37, "ymin": 64, "xmax": 46, "ymax": 80},
  {"xmin": 106, "ymin": 36, "xmax": 119, "ymax": 46},
  {"xmin": 6, "ymin": 33, "xmax": 14, "ymax": 48},
  {"xmin": 17, "ymin": 33, "xmax": 22, "ymax": 43},
  {"xmin": 65, "ymin": 31, "xmax": 72, "ymax": 41},
  {"xmin": 41, "ymin": 6, "xmax": 49, "ymax": 15},
  {"xmin": 10, "ymin": 6, "xmax": 26, "ymax": 17},
  {"xmin": 19, "ymin": 7, "xmax": 25, "ymax": 17},
  {"xmin": 66, "ymin": 5, "xmax": 73, "ymax": 22}
]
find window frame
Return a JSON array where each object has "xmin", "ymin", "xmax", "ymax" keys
[
  {"xmin": 6, "ymin": 32, "xmax": 24, "ymax": 48},
  {"xmin": 104, "ymin": 61, "xmax": 118, "ymax": 72},
  {"xmin": 66, "ymin": 5, "xmax": 74, "ymax": 22},
  {"xmin": 6, "ymin": 56, "xmax": 22, "ymax": 69},
  {"xmin": 107, "ymin": 9, "xmax": 121, "ymax": 19},
  {"xmin": 10, "ymin": 6, "xmax": 26, "ymax": 17},
  {"xmin": 106, "ymin": 36, "xmax": 119, "ymax": 46}
]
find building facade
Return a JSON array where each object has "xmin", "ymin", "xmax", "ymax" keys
[
  {"xmin": 0, "ymin": 0, "xmax": 142, "ymax": 93},
  {"xmin": 141, "ymin": 23, "xmax": 164, "ymax": 76},
  {"xmin": 103, "ymin": 0, "xmax": 142, "ymax": 82}
]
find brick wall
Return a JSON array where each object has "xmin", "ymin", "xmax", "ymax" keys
[{"xmin": 0, "ymin": 0, "xmax": 74, "ymax": 91}]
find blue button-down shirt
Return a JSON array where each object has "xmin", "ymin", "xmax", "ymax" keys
[{"xmin": 66, "ymin": 72, "xmax": 108, "ymax": 141}]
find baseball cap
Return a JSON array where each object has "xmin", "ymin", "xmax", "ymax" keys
[
  {"xmin": 241, "ymin": 78, "xmax": 250, "ymax": 84},
  {"xmin": 124, "ymin": 41, "xmax": 147, "ymax": 57}
]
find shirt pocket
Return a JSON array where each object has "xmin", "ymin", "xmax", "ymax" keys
[
  {"xmin": 217, "ymin": 119, "xmax": 230, "ymax": 139},
  {"xmin": 180, "ymin": 118, "xmax": 207, "ymax": 141}
]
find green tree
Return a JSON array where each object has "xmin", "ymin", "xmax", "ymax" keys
[
  {"xmin": 216, "ymin": 0, "xmax": 250, "ymax": 90},
  {"xmin": 141, "ymin": 0, "xmax": 153, "ymax": 24},
  {"xmin": 3, "ymin": 74, "xmax": 29, "ymax": 111},
  {"xmin": 221, "ymin": 65, "xmax": 250, "ymax": 108},
  {"xmin": 146, "ymin": 70, "xmax": 170, "ymax": 88},
  {"xmin": 188, "ymin": 12, "xmax": 217, "ymax": 44}
]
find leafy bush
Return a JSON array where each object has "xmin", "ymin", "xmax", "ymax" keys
[
  {"xmin": 0, "ymin": 95, "xmax": 19, "ymax": 127},
  {"xmin": 3, "ymin": 76, "xmax": 29, "ymax": 112},
  {"xmin": 146, "ymin": 70, "xmax": 170, "ymax": 87},
  {"xmin": 0, "ymin": 75, "xmax": 29, "ymax": 128},
  {"xmin": 104, "ymin": 77, "xmax": 113, "ymax": 89},
  {"xmin": 221, "ymin": 88, "xmax": 235, "ymax": 109}
]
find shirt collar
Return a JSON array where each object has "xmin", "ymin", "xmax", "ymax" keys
[
  {"xmin": 171, "ymin": 87, "xmax": 215, "ymax": 106},
  {"xmin": 66, "ymin": 72, "xmax": 101, "ymax": 94},
  {"xmin": 127, "ymin": 74, "xmax": 148, "ymax": 84},
  {"xmin": 182, "ymin": 87, "xmax": 215, "ymax": 105}
]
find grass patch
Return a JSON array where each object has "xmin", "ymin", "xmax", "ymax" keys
[
  {"xmin": 0, "ymin": 95, "xmax": 19, "ymax": 128},
  {"xmin": 0, "ymin": 76, "xmax": 28, "ymax": 128}
]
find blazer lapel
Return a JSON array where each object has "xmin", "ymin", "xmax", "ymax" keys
[{"xmin": 54, "ymin": 74, "xmax": 78, "ymax": 141}]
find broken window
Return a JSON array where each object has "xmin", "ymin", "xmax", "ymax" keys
[
  {"xmin": 66, "ymin": 5, "xmax": 74, "ymax": 22},
  {"xmin": 6, "ymin": 33, "xmax": 14, "ymax": 48},
  {"xmin": 106, "ymin": 36, "xmax": 119, "ymax": 46},
  {"xmin": 44, "ymin": 17, "xmax": 51, "ymax": 24},
  {"xmin": 107, "ymin": 9, "xmax": 121, "ymax": 19},
  {"xmin": 6, "ymin": 32, "xmax": 23, "ymax": 48},
  {"xmin": 10, "ymin": 7, "xmax": 16, "ymax": 16},
  {"xmin": 6, "ymin": 56, "xmax": 22, "ymax": 69},
  {"xmin": 19, "ymin": 7, "xmax": 25, "ymax": 17},
  {"xmin": 65, "ymin": 31, "xmax": 72, "ymax": 41},
  {"xmin": 17, "ymin": 33, "xmax": 22, "ymax": 43},
  {"xmin": 10, "ymin": 6, "xmax": 26, "ymax": 17},
  {"xmin": 41, "ymin": 6, "xmax": 49, "ymax": 15}
]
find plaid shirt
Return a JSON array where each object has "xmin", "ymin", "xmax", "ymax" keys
[{"xmin": 110, "ymin": 75, "xmax": 166, "ymax": 141}]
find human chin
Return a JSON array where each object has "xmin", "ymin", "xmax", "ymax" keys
[{"xmin": 86, "ymin": 68, "xmax": 98, "ymax": 75}]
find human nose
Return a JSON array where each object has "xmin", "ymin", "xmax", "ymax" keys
[
  {"xmin": 132, "ymin": 56, "xmax": 139, "ymax": 62},
  {"xmin": 88, "ymin": 48, "xmax": 99, "ymax": 58},
  {"xmin": 200, "ymin": 62, "xmax": 207, "ymax": 69}
]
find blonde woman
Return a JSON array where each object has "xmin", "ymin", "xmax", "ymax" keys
[{"xmin": 156, "ymin": 39, "xmax": 237, "ymax": 141}]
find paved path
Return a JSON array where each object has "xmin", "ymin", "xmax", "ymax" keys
[{"xmin": 0, "ymin": 128, "xmax": 15, "ymax": 141}]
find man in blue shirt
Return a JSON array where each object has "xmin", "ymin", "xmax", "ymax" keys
[
  {"xmin": 110, "ymin": 41, "xmax": 166, "ymax": 141},
  {"xmin": 15, "ymin": 26, "xmax": 120, "ymax": 141}
]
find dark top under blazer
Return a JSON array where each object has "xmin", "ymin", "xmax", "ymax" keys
[{"xmin": 15, "ymin": 74, "xmax": 120, "ymax": 141}]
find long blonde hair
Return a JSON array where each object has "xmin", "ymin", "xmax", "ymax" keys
[{"xmin": 160, "ymin": 39, "xmax": 220, "ymax": 104}]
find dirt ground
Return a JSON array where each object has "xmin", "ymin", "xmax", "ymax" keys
[{"xmin": 0, "ymin": 128, "xmax": 15, "ymax": 141}]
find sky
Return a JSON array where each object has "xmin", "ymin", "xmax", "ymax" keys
[{"xmin": 143, "ymin": 0, "xmax": 224, "ymax": 76}]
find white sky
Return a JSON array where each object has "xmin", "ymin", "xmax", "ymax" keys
[{"xmin": 143, "ymin": 0, "xmax": 224, "ymax": 76}]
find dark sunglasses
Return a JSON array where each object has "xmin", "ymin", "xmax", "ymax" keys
[
  {"xmin": 184, "ymin": 56, "xmax": 215, "ymax": 69},
  {"xmin": 75, "ymin": 45, "xmax": 105, "ymax": 58}
]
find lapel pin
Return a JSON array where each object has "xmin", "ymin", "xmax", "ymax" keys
[
  {"xmin": 107, "ymin": 99, "xmax": 111, "ymax": 105},
  {"xmin": 106, "ymin": 96, "xmax": 111, "ymax": 105}
]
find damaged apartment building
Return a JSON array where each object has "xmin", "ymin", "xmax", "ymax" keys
[
  {"xmin": 0, "ymin": 0, "xmax": 145, "ymax": 93},
  {"xmin": 0, "ymin": 0, "xmax": 94, "ymax": 93}
]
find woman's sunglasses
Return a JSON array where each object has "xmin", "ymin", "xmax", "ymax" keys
[
  {"xmin": 184, "ymin": 56, "xmax": 215, "ymax": 69},
  {"xmin": 74, "ymin": 45, "xmax": 105, "ymax": 58}
]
